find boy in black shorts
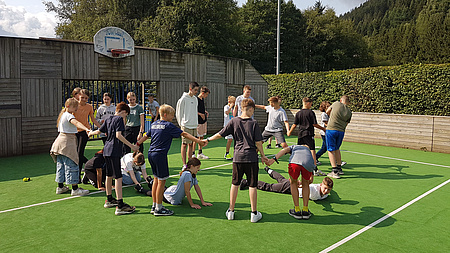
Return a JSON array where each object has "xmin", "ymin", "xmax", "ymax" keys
[
  {"xmin": 206, "ymin": 98, "xmax": 269, "ymax": 223},
  {"xmin": 137, "ymin": 104, "xmax": 207, "ymax": 216},
  {"xmin": 287, "ymin": 97, "xmax": 327, "ymax": 176},
  {"xmin": 89, "ymin": 102, "xmax": 139, "ymax": 215}
]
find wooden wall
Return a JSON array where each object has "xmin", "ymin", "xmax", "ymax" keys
[
  {"xmin": 287, "ymin": 109, "xmax": 450, "ymax": 154},
  {"xmin": 0, "ymin": 36, "xmax": 268, "ymax": 157}
]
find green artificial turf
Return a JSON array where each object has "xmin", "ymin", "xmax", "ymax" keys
[{"xmin": 1, "ymin": 137, "xmax": 449, "ymax": 252}]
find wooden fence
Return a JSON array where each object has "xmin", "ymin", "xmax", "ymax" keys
[
  {"xmin": 287, "ymin": 110, "xmax": 450, "ymax": 154},
  {"xmin": 0, "ymin": 36, "xmax": 268, "ymax": 157}
]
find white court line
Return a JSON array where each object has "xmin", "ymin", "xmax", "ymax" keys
[
  {"xmin": 320, "ymin": 178, "xmax": 450, "ymax": 253},
  {"xmin": 0, "ymin": 162, "xmax": 234, "ymax": 214}
]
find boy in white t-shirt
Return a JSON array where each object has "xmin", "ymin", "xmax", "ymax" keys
[{"xmin": 255, "ymin": 96, "xmax": 290, "ymax": 149}]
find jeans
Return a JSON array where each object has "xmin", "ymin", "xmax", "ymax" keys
[
  {"xmin": 55, "ymin": 155, "xmax": 79, "ymax": 185},
  {"xmin": 316, "ymin": 135, "xmax": 327, "ymax": 160},
  {"xmin": 122, "ymin": 171, "xmax": 142, "ymax": 185}
]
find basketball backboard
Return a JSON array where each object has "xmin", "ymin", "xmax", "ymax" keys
[{"xmin": 94, "ymin": 27, "xmax": 135, "ymax": 58}]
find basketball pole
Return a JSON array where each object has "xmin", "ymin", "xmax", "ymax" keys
[{"xmin": 276, "ymin": 0, "xmax": 281, "ymax": 75}]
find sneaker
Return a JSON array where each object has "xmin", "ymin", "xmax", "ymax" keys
[
  {"xmin": 225, "ymin": 153, "xmax": 233, "ymax": 160},
  {"xmin": 154, "ymin": 207, "xmax": 174, "ymax": 216},
  {"xmin": 266, "ymin": 144, "xmax": 272, "ymax": 149},
  {"xmin": 337, "ymin": 169, "xmax": 344, "ymax": 175},
  {"xmin": 197, "ymin": 153, "xmax": 209, "ymax": 159},
  {"xmin": 314, "ymin": 169, "xmax": 326, "ymax": 176},
  {"xmin": 104, "ymin": 198, "xmax": 119, "ymax": 208},
  {"xmin": 115, "ymin": 203, "xmax": 136, "ymax": 215},
  {"xmin": 240, "ymin": 179, "xmax": 248, "ymax": 190},
  {"xmin": 250, "ymin": 211, "xmax": 262, "ymax": 223},
  {"xmin": 71, "ymin": 187, "xmax": 89, "ymax": 196},
  {"xmin": 275, "ymin": 144, "xmax": 282, "ymax": 148},
  {"xmin": 341, "ymin": 161, "xmax": 347, "ymax": 166},
  {"xmin": 151, "ymin": 205, "xmax": 165, "ymax": 214},
  {"xmin": 302, "ymin": 209, "xmax": 312, "ymax": 219},
  {"xmin": 289, "ymin": 209, "xmax": 303, "ymax": 219},
  {"xmin": 316, "ymin": 161, "xmax": 322, "ymax": 166},
  {"xmin": 225, "ymin": 209, "xmax": 235, "ymax": 220},
  {"xmin": 181, "ymin": 164, "xmax": 187, "ymax": 170},
  {"xmin": 327, "ymin": 171, "xmax": 341, "ymax": 179},
  {"xmin": 56, "ymin": 186, "xmax": 70, "ymax": 194},
  {"xmin": 192, "ymin": 154, "xmax": 196, "ymax": 158}
]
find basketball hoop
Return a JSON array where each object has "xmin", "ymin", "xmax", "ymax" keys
[{"xmin": 111, "ymin": 48, "xmax": 130, "ymax": 57}]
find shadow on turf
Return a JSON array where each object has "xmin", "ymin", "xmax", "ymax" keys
[{"xmin": 340, "ymin": 163, "xmax": 443, "ymax": 180}]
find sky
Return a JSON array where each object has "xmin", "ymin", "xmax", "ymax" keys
[{"xmin": 0, "ymin": 0, "xmax": 367, "ymax": 39}]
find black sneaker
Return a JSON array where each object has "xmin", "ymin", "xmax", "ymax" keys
[
  {"xmin": 275, "ymin": 144, "xmax": 282, "ymax": 148},
  {"xmin": 104, "ymin": 198, "xmax": 119, "ymax": 208},
  {"xmin": 240, "ymin": 179, "xmax": 248, "ymax": 190},
  {"xmin": 289, "ymin": 209, "xmax": 303, "ymax": 219},
  {"xmin": 154, "ymin": 207, "xmax": 174, "ymax": 216},
  {"xmin": 302, "ymin": 210, "xmax": 312, "ymax": 219},
  {"xmin": 266, "ymin": 144, "xmax": 272, "ymax": 149}
]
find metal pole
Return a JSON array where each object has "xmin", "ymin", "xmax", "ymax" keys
[{"xmin": 276, "ymin": 0, "xmax": 281, "ymax": 75}]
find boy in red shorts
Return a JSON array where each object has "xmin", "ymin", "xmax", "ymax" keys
[{"xmin": 267, "ymin": 144, "xmax": 315, "ymax": 219}]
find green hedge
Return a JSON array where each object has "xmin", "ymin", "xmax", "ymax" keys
[{"xmin": 263, "ymin": 64, "xmax": 450, "ymax": 116}]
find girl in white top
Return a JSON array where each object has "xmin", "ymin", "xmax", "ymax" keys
[
  {"xmin": 163, "ymin": 158, "xmax": 213, "ymax": 209},
  {"xmin": 223, "ymin": 96, "xmax": 235, "ymax": 160},
  {"xmin": 50, "ymin": 98, "xmax": 91, "ymax": 196},
  {"xmin": 316, "ymin": 101, "xmax": 331, "ymax": 166},
  {"xmin": 120, "ymin": 152, "xmax": 152, "ymax": 193},
  {"xmin": 95, "ymin": 93, "xmax": 116, "ymax": 143}
]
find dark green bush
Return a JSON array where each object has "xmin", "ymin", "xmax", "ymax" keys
[{"xmin": 263, "ymin": 64, "xmax": 450, "ymax": 116}]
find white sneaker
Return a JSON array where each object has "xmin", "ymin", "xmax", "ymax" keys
[
  {"xmin": 225, "ymin": 209, "xmax": 235, "ymax": 220},
  {"xmin": 197, "ymin": 153, "xmax": 209, "ymax": 159},
  {"xmin": 316, "ymin": 161, "xmax": 322, "ymax": 166},
  {"xmin": 341, "ymin": 161, "xmax": 347, "ymax": 166},
  {"xmin": 314, "ymin": 169, "xmax": 326, "ymax": 176},
  {"xmin": 71, "ymin": 187, "xmax": 89, "ymax": 196},
  {"xmin": 327, "ymin": 171, "xmax": 341, "ymax": 179},
  {"xmin": 251, "ymin": 211, "xmax": 262, "ymax": 223},
  {"xmin": 56, "ymin": 186, "xmax": 70, "ymax": 194}
]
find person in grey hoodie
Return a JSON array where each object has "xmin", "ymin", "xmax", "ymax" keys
[{"xmin": 176, "ymin": 82, "xmax": 200, "ymax": 169}]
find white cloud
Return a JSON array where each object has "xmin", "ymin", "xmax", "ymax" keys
[{"xmin": 0, "ymin": 0, "xmax": 57, "ymax": 38}]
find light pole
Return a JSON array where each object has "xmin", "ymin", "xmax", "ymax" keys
[{"xmin": 276, "ymin": 0, "xmax": 281, "ymax": 75}]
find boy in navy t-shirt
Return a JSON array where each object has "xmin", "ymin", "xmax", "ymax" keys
[
  {"xmin": 137, "ymin": 104, "xmax": 207, "ymax": 216},
  {"xmin": 89, "ymin": 102, "xmax": 139, "ymax": 215}
]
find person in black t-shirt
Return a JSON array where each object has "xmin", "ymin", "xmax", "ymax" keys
[
  {"xmin": 194, "ymin": 86, "xmax": 210, "ymax": 159},
  {"xmin": 82, "ymin": 150, "xmax": 106, "ymax": 190},
  {"xmin": 287, "ymin": 97, "xmax": 326, "ymax": 175}
]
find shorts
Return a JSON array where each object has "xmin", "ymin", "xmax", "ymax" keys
[
  {"xmin": 326, "ymin": 130, "xmax": 345, "ymax": 151},
  {"xmin": 288, "ymin": 163, "xmax": 313, "ymax": 181},
  {"xmin": 148, "ymin": 152, "xmax": 170, "ymax": 180},
  {"xmin": 104, "ymin": 156, "xmax": 122, "ymax": 179},
  {"xmin": 225, "ymin": 134, "xmax": 233, "ymax": 140},
  {"xmin": 262, "ymin": 130, "xmax": 286, "ymax": 144},
  {"xmin": 197, "ymin": 122, "xmax": 207, "ymax": 137},
  {"xmin": 55, "ymin": 155, "xmax": 79, "ymax": 185},
  {"xmin": 181, "ymin": 126, "xmax": 197, "ymax": 144},
  {"xmin": 232, "ymin": 162, "xmax": 259, "ymax": 187},
  {"xmin": 297, "ymin": 135, "xmax": 315, "ymax": 150}
]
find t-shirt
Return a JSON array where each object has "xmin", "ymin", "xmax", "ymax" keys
[
  {"xmin": 235, "ymin": 95, "xmax": 255, "ymax": 117},
  {"xmin": 58, "ymin": 112, "xmax": 77, "ymax": 134},
  {"xmin": 197, "ymin": 97, "xmax": 207, "ymax": 124},
  {"xmin": 223, "ymin": 104, "xmax": 234, "ymax": 127},
  {"xmin": 145, "ymin": 120, "xmax": 183, "ymax": 154},
  {"xmin": 218, "ymin": 117, "xmax": 263, "ymax": 163},
  {"xmin": 120, "ymin": 153, "xmax": 146, "ymax": 174},
  {"xmin": 84, "ymin": 152, "xmax": 106, "ymax": 172},
  {"xmin": 293, "ymin": 109, "xmax": 317, "ymax": 138},
  {"xmin": 126, "ymin": 104, "xmax": 144, "ymax": 127},
  {"xmin": 96, "ymin": 104, "xmax": 116, "ymax": 137},
  {"xmin": 327, "ymin": 101, "xmax": 352, "ymax": 132},
  {"xmin": 288, "ymin": 145, "xmax": 315, "ymax": 172},
  {"xmin": 100, "ymin": 115, "xmax": 126, "ymax": 157},
  {"xmin": 265, "ymin": 106, "xmax": 288, "ymax": 132},
  {"xmin": 319, "ymin": 112, "xmax": 329, "ymax": 136},
  {"xmin": 147, "ymin": 101, "xmax": 160, "ymax": 117},
  {"xmin": 73, "ymin": 103, "xmax": 94, "ymax": 132},
  {"xmin": 163, "ymin": 170, "xmax": 198, "ymax": 205},
  {"xmin": 298, "ymin": 183, "xmax": 328, "ymax": 200}
]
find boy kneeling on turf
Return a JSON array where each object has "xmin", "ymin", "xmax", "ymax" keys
[
  {"xmin": 137, "ymin": 104, "xmax": 207, "ymax": 216},
  {"xmin": 267, "ymin": 145, "xmax": 315, "ymax": 219}
]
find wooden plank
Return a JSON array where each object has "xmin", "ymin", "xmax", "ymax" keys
[
  {"xmin": 185, "ymin": 54, "xmax": 207, "ymax": 83},
  {"xmin": 206, "ymin": 58, "xmax": 225, "ymax": 83},
  {"xmin": 0, "ymin": 38, "xmax": 20, "ymax": 79},
  {"xmin": 0, "ymin": 117, "xmax": 22, "ymax": 157},
  {"xmin": 160, "ymin": 52, "xmax": 185, "ymax": 81},
  {"xmin": 20, "ymin": 39, "xmax": 62, "ymax": 79}
]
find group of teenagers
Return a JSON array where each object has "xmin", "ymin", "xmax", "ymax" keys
[{"xmin": 50, "ymin": 82, "xmax": 352, "ymax": 221}]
